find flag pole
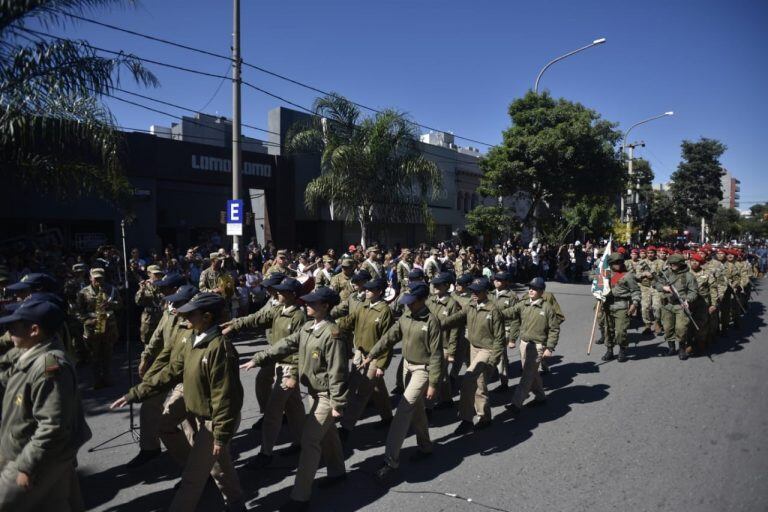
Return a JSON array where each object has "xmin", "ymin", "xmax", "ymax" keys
[{"xmin": 587, "ymin": 300, "xmax": 601, "ymax": 355}]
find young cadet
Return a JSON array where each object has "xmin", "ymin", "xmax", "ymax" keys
[
  {"xmin": 391, "ymin": 267, "xmax": 428, "ymax": 394},
  {"xmin": 0, "ymin": 299, "xmax": 90, "ymax": 512},
  {"xmin": 128, "ymin": 272, "xmax": 187, "ymax": 469},
  {"xmin": 426, "ymin": 272, "xmax": 460, "ymax": 409},
  {"xmin": 233, "ymin": 277, "xmax": 307, "ymax": 469},
  {"xmin": 500, "ymin": 278, "xmax": 560, "ymax": 416},
  {"xmin": 112, "ymin": 293, "xmax": 245, "ymax": 512},
  {"xmin": 247, "ymin": 287, "xmax": 347, "ymax": 512},
  {"xmin": 362, "ymin": 282, "xmax": 443, "ymax": 482},
  {"xmin": 448, "ymin": 273, "xmax": 473, "ymax": 386},
  {"xmin": 336, "ymin": 277, "xmax": 394, "ymax": 442},
  {"xmin": 441, "ymin": 277, "xmax": 506, "ymax": 433},
  {"xmin": 490, "ymin": 271, "xmax": 517, "ymax": 392}
]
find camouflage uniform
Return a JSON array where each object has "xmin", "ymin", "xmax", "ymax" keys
[{"xmin": 76, "ymin": 282, "xmax": 122, "ymax": 386}]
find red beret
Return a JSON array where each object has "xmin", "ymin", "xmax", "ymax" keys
[
  {"xmin": 630, "ymin": 249, "xmax": 639, "ymax": 254},
  {"xmin": 691, "ymin": 253, "xmax": 705, "ymax": 263},
  {"xmin": 618, "ymin": 247, "xmax": 626, "ymax": 254},
  {"xmin": 647, "ymin": 245, "xmax": 656, "ymax": 251}
]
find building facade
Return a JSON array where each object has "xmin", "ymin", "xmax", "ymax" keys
[{"xmin": 720, "ymin": 169, "xmax": 740, "ymax": 209}]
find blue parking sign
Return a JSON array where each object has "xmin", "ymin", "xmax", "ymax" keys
[{"xmin": 226, "ymin": 199, "xmax": 244, "ymax": 223}]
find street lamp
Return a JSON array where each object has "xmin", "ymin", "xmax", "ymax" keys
[
  {"xmin": 533, "ymin": 38, "xmax": 607, "ymax": 93},
  {"xmin": 622, "ymin": 111, "xmax": 674, "ymax": 244}
]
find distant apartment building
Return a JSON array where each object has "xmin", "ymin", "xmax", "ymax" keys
[
  {"xmin": 152, "ymin": 113, "xmax": 268, "ymax": 154},
  {"xmin": 720, "ymin": 169, "xmax": 740, "ymax": 209}
]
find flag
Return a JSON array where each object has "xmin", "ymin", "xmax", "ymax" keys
[{"xmin": 591, "ymin": 237, "xmax": 612, "ymax": 300}]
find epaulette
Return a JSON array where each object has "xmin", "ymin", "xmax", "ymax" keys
[
  {"xmin": 44, "ymin": 353, "xmax": 61, "ymax": 377},
  {"xmin": 330, "ymin": 326, "xmax": 341, "ymax": 338}
]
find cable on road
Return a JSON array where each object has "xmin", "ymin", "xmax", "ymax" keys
[{"xmin": 393, "ymin": 490, "xmax": 513, "ymax": 512}]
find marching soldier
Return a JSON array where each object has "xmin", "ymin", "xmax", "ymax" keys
[
  {"xmin": 656, "ymin": 253, "xmax": 699, "ymax": 360},
  {"xmin": 330, "ymin": 269, "xmax": 370, "ymax": 320},
  {"xmin": 330, "ymin": 258, "xmax": 356, "ymax": 301},
  {"xmin": 226, "ymin": 277, "xmax": 307, "ymax": 469},
  {"xmin": 490, "ymin": 271, "xmax": 517, "ymax": 392},
  {"xmin": 624, "ymin": 248, "xmax": 640, "ymax": 274},
  {"xmin": 246, "ymin": 287, "xmax": 347, "ymax": 512},
  {"xmin": 442, "ymin": 277, "xmax": 506, "ymax": 433},
  {"xmin": 135, "ymin": 264, "xmax": 166, "ymax": 346},
  {"xmin": 111, "ymin": 293, "xmax": 245, "ymax": 512},
  {"xmin": 635, "ymin": 247, "xmax": 658, "ymax": 334},
  {"xmin": 0, "ymin": 299, "xmax": 90, "ymax": 511},
  {"xmin": 426, "ymin": 272, "xmax": 460, "ymax": 408},
  {"xmin": 336, "ymin": 277, "xmax": 395, "ymax": 441},
  {"xmin": 500, "ymin": 278, "xmax": 560, "ymax": 416},
  {"xmin": 126, "ymin": 272, "xmax": 188, "ymax": 469},
  {"xmin": 448, "ymin": 273, "xmax": 473, "ymax": 385},
  {"xmin": 76, "ymin": 268, "xmax": 122, "ymax": 388},
  {"xmin": 362, "ymin": 282, "xmax": 443, "ymax": 482},
  {"xmin": 600, "ymin": 253, "xmax": 641, "ymax": 362},
  {"xmin": 361, "ymin": 246, "xmax": 384, "ymax": 280},
  {"xmin": 688, "ymin": 253, "xmax": 721, "ymax": 354}
]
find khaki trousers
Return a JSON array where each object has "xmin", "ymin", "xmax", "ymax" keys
[
  {"xmin": 139, "ymin": 391, "xmax": 166, "ymax": 450},
  {"xmin": 661, "ymin": 304, "xmax": 690, "ymax": 345},
  {"xmin": 341, "ymin": 350, "xmax": 392, "ymax": 430},
  {"xmin": 158, "ymin": 385, "xmax": 195, "ymax": 467},
  {"xmin": 255, "ymin": 362, "xmax": 276, "ymax": 413},
  {"xmin": 261, "ymin": 364, "xmax": 305, "ymax": 456},
  {"xmin": 291, "ymin": 391, "xmax": 345, "ymax": 502},
  {"xmin": 384, "ymin": 362, "xmax": 431, "ymax": 468},
  {"xmin": 510, "ymin": 340, "xmax": 546, "ymax": 409},
  {"xmin": 449, "ymin": 335, "xmax": 469, "ymax": 379},
  {"xmin": 496, "ymin": 346, "xmax": 509, "ymax": 383},
  {"xmin": 459, "ymin": 345, "xmax": 493, "ymax": 422},
  {"xmin": 169, "ymin": 417, "xmax": 243, "ymax": 512},
  {"xmin": 0, "ymin": 457, "xmax": 83, "ymax": 512}
]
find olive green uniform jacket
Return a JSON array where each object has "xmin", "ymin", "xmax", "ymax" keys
[
  {"xmin": 368, "ymin": 306, "xmax": 444, "ymax": 387},
  {"xmin": 441, "ymin": 301, "xmax": 506, "ymax": 367},
  {"xmin": 500, "ymin": 299, "xmax": 561, "ymax": 350},
  {"xmin": 427, "ymin": 294, "xmax": 461, "ymax": 358},
  {"xmin": 228, "ymin": 303, "xmax": 306, "ymax": 372},
  {"xmin": 126, "ymin": 328, "xmax": 243, "ymax": 445},
  {"xmin": 336, "ymin": 299, "xmax": 394, "ymax": 369},
  {"xmin": 251, "ymin": 320, "xmax": 348, "ymax": 412}
]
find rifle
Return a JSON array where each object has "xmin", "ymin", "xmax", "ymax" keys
[
  {"xmin": 661, "ymin": 270, "xmax": 700, "ymax": 331},
  {"xmin": 726, "ymin": 282, "xmax": 747, "ymax": 314}
]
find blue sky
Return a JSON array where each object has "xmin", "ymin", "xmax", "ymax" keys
[{"xmin": 40, "ymin": 0, "xmax": 767, "ymax": 208}]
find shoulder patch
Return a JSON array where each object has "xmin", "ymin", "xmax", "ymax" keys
[{"xmin": 44, "ymin": 353, "xmax": 61, "ymax": 376}]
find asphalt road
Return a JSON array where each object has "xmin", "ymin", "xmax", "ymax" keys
[{"xmin": 77, "ymin": 279, "xmax": 768, "ymax": 512}]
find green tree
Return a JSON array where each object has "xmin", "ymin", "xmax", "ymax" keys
[
  {"xmin": 478, "ymin": 91, "xmax": 625, "ymax": 235},
  {"xmin": 643, "ymin": 189, "xmax": 681, "ymax": 239},
  {"xmin": 287, "ymin": 93, "xmax": 442, "ymax": 248},
  {"xmin": 1, "ymin": 0, "xmax": 158, "ymax": 205},
  {"xmin": 560, "ymin": 200, "xmax": 616, "ymax": 243},
  {"xmin": 465, "ymin": 205, "xmax": 516, "ymax": 248},
  {"xmin": 710, "ymin": 206, "xmax": 742, "ymax": 241},
  {"xmin": 669, "ymin": 138, "xmax": 726, "ymax": 225}
]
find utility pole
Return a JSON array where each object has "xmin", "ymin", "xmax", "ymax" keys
[{"xmin": 231, "ymin": 0, "xmax": 242, "ymax": 264}]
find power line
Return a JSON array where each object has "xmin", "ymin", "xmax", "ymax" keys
[
  {"xmin": 18, "ymin": 27, "xmax": 483, "ymax": 167},
  {"xmin": 49, "ymin": 9, "xmax": 496, "ymax": 148}
]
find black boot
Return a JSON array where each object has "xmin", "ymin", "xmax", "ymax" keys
[
  {"xmin": 601, "ymin": 346, "xmax": 614, "ymax": 361},
  {"xmin": 126, "ymin": 448, "xmax": 161, "ymax": 468},
  {"xmin": 595, "ymin": 336, "xmax": 605, "ymax": 345},
  {"xmin": 617, "ymin": 346, "xmax": 628, "ymax": 363},
  {"xmin": 678, "ymin": 342, "xmax": 689, "ymax": 360},
  {"xmin": 667, "ymin": 341, "xmax": 676, "ymax": 356}
]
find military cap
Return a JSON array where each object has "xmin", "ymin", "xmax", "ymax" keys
[
  {"xmin": 468, "ymin": 277, "xmax": 491, "ymax": 292},
  {"xmin": 262, "ymin": 272, "xmax": 286, "ymax": 288},
  {"xmin": 667, "ymin": 254, "xmax": 686, "ymax": 265},
  {"xmin": 276, "ymin": 250, "xmax": 288, "ymax": 258},
  {"xmin": 6, "ymin": 277, "xmax": 32, "ymax": 293},
  {"xmin": 7, "ymin": 273, "xmax": 57, "ymax": 293},
  {"xmin": 208, "ymin": 252, "xmax": 221, "ymax": 261},
  {"xmin": 273, "ymin": 277, "xmax": 303, "ymax": 294},
  {"xmin": 147, "ymin": 264, "xmax": 165, "ymax": 275},
  {"xmin": 407, "ymin": 268, "xmax": 425, "ymax": 281},
  {"xmin": 617, "ymin": 247, "xmax": 627, "ymax": 254},
  {"xmin": 493, "ymin": 271, "xmax": 513, "ymax": 282},
  {"xmin": 630, "ymin": 249, "xmax": 639, "ymax": 255},
  {"xmin": 72, "ymin": 263, "xmax": 87, "ymax": 273},
  {"xmin": 690, "ymin": 253, "xmax": 705, "ymax": 263},
  {"xmin": 429, "ymin": 248, "xmax": 439, "ymax": 256},
  {"xmin": 156, "ymin": 272, "xmax": 186, "ymax": 289},
  {"xmin": 340, "ymin": 257, "xmax": 355, "ymax": 268},
  {"xmin": 164, "ymin": 284, "xmax": 198, "ymax": 304},
  {"xmin": 401, "ymin": 248, "xmax": 411, "ymax": 255},
  {"xmin": 456, "ymin": 274, "xmax": 473, "ymax": 286},
  {"xmin": 647, "ymin": 246, "xmax": 657, "ymax": 252},
  {"xmin": 366, "ymin": 245, "xmax": 380, "ymax": 253},
  {"xmin": 607, "ymin": 252, "xmax": 625, "ymax": 264},
  {"xmin": 90, "ymin": 267, "xmax": 106, "ymax": 278},
  {"xmin": 0, "ymin": 298, "xmax": 65, "ymax": 331},
  {"xmin": 176, "ymin": 292, "xmax": 225, "ymax": 314},
  {"xmin": 351, "ymin": 269, "xmax": 372, "ymax": 283},
  {"xmin": 363, "ymin": 277, "xmax": 388, "ymax": 291},
  {"xmin": 348, "ymin": 244, "xmax": 357, "ymax": 253},
  {"xmin": 431, "ymin": 272, "xmax": 455, "ymax": 286},
  {"xmin": 300, "ymin": 287, "xmax": 341, "ymax": 306},
  {"xmin": 529, "ymin": 277, "xmax": 546, "ymax": 290},
  {"xmin": 658, "ymin": 247, "xmax": 670, "ymax": 254},
  {"xmin": 322, "ymin": 255, "xmax": 335, "ymax": 264},
  {"xmin": 399, "ymin": 282, "xmax": 429, "ymax": 305}
]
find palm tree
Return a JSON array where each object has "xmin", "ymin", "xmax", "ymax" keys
[
  {"xmin": 287, "ymin": 93, "xmax": 442, "ymax": 248},
  {"xmin": 1, "ymin": 0, "xmax": 158, "ymax": 205}
]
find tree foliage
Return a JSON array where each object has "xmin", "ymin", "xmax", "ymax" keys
[
  {"xmin": 465, "ymin": 205, "xmax": 516, "ymax": 248},
  {"xmin": 286, "ymin": 93, "xmax": 442, "ymax": 248},
  {"xmin": 478, "ymin": 91, "xmax": 625, "ymax": 234},
  {"xmin": 1, "ymin": 0, "xmax": 158, "ymax": 206},
  {"xmin": 669, "ymin": 137, "xmax": 726, "ymax": 224},
  {"xmin": 710, "ymin": 206, "xmax": 742, "ymax": 241}
]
